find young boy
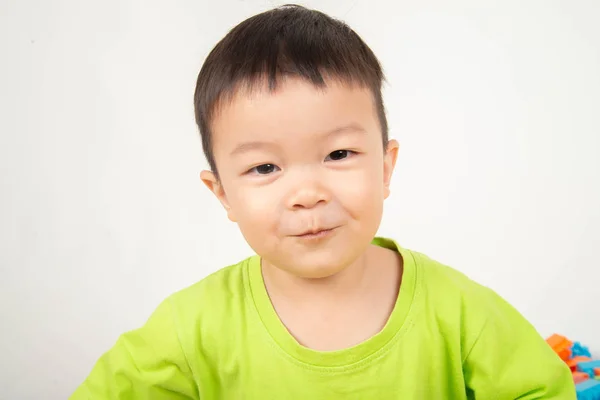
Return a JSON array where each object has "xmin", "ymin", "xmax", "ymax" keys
[{"xmin": 72, "ymin": 5, "xmax": 575, "ymax": 399}]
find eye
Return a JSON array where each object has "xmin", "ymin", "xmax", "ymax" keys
[
  {"xmin": 325, "ymin": 149, "xmax": 354, "ymax": 161},
  {"xmin": 249, "ymin": 163, "xmax": 280, "ymax": 175}
]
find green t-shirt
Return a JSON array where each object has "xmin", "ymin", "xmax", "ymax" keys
[{"xmin": 71, "ymin": 238, "xmax": 575, "ymax": 399}]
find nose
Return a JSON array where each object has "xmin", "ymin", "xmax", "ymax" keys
[{"xmin": 285, "ymin": 180, "xmax": 331, "ymax": 210}]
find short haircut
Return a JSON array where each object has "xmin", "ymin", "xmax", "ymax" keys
[{"xmin": 194, "ymin": 4, "xmax": 388, "ymax": 177}]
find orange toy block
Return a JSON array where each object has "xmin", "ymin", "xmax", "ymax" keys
[
  {"xmin": 595, "ymin": 367, "xmax": 600, "ymax": 377},
  {"xmin": 573, "ymin": 371, "xmax": 590, "ymax": 384},
  {"xmin": 568, "ymin": 356, "xmax": 592, "ymax": 371},
  {"xmin": 547, "ymin": 334, "xmax": 569, "ymax": 348},
  {"xmin": 557, "ymin": 347, "xmax": 572, "ymax": 361},
  {"xmin": 546, "ymin": 334, "xmax": 573, "ymax": 361}
]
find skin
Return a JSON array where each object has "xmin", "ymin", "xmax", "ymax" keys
[{"xmin": 201, "ymin": 77, "xmax": 401, "ymax": 351}]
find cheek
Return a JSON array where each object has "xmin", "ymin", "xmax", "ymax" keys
[
  {"xmin": 225, "ymin": 183, "xmax": 284, "ymax": 255},
  {"xmin": 228, "ymin": 184, "xmax": 280, "ymax": 231},
  {"xmin": 332, "ymin": 163, "xmax": 385, "ymax": 218}
]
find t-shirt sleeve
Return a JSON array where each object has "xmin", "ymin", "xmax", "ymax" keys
[
  {"xmin": 70, "ymin": 297, "xmax": 198, "ymax": 400},
  {"xmin": 462, "ymin": 289, "xmax": 576, "ymax": 399}
]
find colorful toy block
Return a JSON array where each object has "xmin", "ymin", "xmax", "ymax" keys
[
  {"xmin": 546, "ymin": 334, "xmax": 574, "ymax": 361},
  {"xmin": 575, "ymin": 379, "xmax": 600, "ymax": 400},
  {"xmin": 573, "ymin": 342, "xmax": 593, "ymax": 358},
  {"xmin": 546, "ymin": 334, "xmax": 598, "ymax": 398},
  {"xmin": 575, "ymin": 372, "xmax": 592, "ymax": 383},
  {"xmin": 578, "ymin": 361, "xmax": 600, "ymax": 380},
  {"xmin": 569, "ymin": 357, "xmax": 593, "ymax": 372},
  {"xmin": 547, "ymin": 334, "xmax": 570, "ymax": 348}
]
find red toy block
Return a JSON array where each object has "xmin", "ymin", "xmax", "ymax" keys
[
  {"xmin": 573, "ymin": 371, "xmax": 589, "ymax": 384},
  {"xmin": 568, "ymin": 356, "xmax": 592, "ymax": 371}
]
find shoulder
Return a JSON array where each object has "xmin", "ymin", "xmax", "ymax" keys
[
  {"xmin": 403, "ymin": 248, "xmax": 513, "ymax": 352},
  {"xmin": 407, "ymin": 248, "xmax": 496, "ymax": 304},
  {"xmin": 405, "ymin": 252, "xmax": 574, "ymax": 397},
  {"xmin": 159, "ymin": 256, "xmax": 256, "ymax": 361},
  {"xmin": 168, "ymin": 256, "xmax": 253, "ymax": 314}
]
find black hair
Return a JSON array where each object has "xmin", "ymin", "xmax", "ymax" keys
[{"xmin": 194, "ymin": 4, "xmax": 387, "ymax": 177}]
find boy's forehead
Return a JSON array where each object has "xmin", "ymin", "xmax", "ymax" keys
[{"xmin": 211, "ymin": 77, "xmax": 378, "ymax": 148}]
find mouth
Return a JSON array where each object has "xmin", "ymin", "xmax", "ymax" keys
[{"xmin": 293, "ymin": 227, "xmax": 337, "ymax": 239}]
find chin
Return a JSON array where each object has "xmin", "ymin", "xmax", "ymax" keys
[
  {"xmin": 256, "ymin": 230, "xmax": 373, "ymax": 279},
  {"xmin": 292, "ymin": 265, "xmax": 344, "ymax": 279},
  {"xmin": 283, "ymin": 252, "xmax": 354, "ymax": 279}
]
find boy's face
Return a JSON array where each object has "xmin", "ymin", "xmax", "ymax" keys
[{"xmin": 202, "ymin": 78, "xmax": 398, "ymax": 278}]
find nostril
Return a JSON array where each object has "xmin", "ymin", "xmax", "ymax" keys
[
  {"xmin": 287, "ymin": 188, "xmax": 329, "ymax": 210},
  {"xmin": 295, "ymin": 198, "xmax": 325, "ymax": 209}
]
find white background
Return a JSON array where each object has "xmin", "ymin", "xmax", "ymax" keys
[{"xmin": 1, "ymin": 0, "xmax": 599, "ymax": 398}]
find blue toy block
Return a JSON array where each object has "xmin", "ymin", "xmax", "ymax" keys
[
  {"xmin": 575, "ymin": 379, "xmax": 600, "ymax": 400},
  {"xmin": 578, "ymin": 360, "xmax": 600, "ymax": 380},
  {"xmin": 573, "ymin": 342, "xmax": 593, "ymax": 358}
]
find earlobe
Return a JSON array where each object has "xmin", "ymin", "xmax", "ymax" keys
[
  {"xmin": 383, "ymin": 139, "xmax": 399, "ymax": 199},
  {"xmin": 200, "ymin": 170, "xmax": 237, "ymax": 222}
]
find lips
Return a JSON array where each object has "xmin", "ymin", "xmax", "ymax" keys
[{"xmin": 294, "ymin": 227, "xmax": 336, "ymax": 238}]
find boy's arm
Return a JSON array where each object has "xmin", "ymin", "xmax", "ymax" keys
[
  {"xmin": 462, "ymin": 289, "xmax": 576, "ymax": 399},
  {"xmin": 70, "ymin": 298, "xmax": 198, "ymax": 400}
]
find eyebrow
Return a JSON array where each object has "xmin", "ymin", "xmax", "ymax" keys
[
  {"xmin": 325, "ymin": 123, "xmax": 367, "ymax": 138},
  {"xmin": 229, "ymin": 123, "xmax": 366, "ymax": 156},
  {"xmin": 229, "ymin": 140, "xmax": 279, "ymax": 156}
]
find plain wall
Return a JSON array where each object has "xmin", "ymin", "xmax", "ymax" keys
[{"xmin": 1, "ymin": 0, "xmax": 599, "ymax": 398}]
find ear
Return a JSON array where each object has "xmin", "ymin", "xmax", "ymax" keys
[
  {"xmin": 383, "ymin": 139, "xmax": 399, "ymax": 199},
  {"xmin": 200, "ymin": 170, "xmax": 237, "ymax": 222}
]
